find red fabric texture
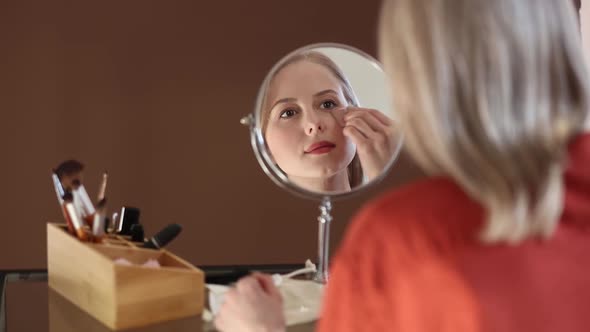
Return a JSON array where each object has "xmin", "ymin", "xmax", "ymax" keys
[{"xmin": 318, "ymin": 133, "xmax": 590, "ymax": 332}]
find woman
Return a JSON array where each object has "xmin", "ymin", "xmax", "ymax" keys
[
  {"xmin": 261, "ymin": 51, "xmax": 399, "ymax": 193},
  {"xmin": 216, "ymin": 0, "xmax": 590, "ymax": 331}
]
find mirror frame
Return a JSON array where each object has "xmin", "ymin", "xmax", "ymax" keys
[{"xmin": 244, "ymin": 42, "xmax": 403, "ymax": 201}]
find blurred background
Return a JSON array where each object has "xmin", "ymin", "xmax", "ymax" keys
[
  {"xmin": 0, "ymin": 0, "xmax": 586, "ymax": 270},
  {"xmin": 0, "ymin": 0, "xmax": 425, "ymax": 269}
]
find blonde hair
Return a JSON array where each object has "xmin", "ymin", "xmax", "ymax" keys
[
  {"xmin": 260, "ymin": 51, "xmax": 364, "ymax": 188},
  {"xmin": 379, "ymin": 0, "xmax": 590, "ymax": 243}
]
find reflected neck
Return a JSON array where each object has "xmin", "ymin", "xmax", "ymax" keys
[{"xmin": 289, "ymin": 170, "xmax": 351, "ymax": 193}]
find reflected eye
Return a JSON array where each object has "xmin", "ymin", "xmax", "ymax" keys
[
  {"xmin": 279, "ymin": 109, "xmax": 297, "ymax": 119},
  {"xmin": 320, "ymin": 100, "xmax": 338, "ymax": 109}
]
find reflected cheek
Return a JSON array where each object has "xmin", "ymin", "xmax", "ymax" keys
[
  {"xmin": 265, "ymin": 127, "xmax": 299, "ymax": 166},
  {"xmin": 332, "ymin": 130, "xmax": 356, "ymax": 167},
  {"xmin": 343, "ymin": 135, "xmax": 356, "ymax": 158},
  {"xmin": 329, "ymin": 118, "xmax": 355, "ymax": 156}
]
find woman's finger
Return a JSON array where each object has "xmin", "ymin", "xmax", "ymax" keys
[
  {"xmin": 346, "ymin": 107, "xmax": 394, "ymax": 126},
  {"xmin": 236, "ymin": 275, "xmax": 263, "ymax": 297},
  {"xmin": 252, "ymin": 272, "xmax": 282, "ymax": 300},
  {"xmin": 343, "ymin": 125, "xmax": 368, "ymax": 148},
  {"xmin": 329, "ymin": 107, "xmax": 348, "ymax": 127},
  {"xmin": 345, "ymin": 117, "xmax": 375, "ymax": 140},
  {"xmin": 214, "ymin": 313, "xmax": 226, "ymax": 331},
  {"xmin": 345, "ymin": 110, "xmax": 388, "ymax": 133}
]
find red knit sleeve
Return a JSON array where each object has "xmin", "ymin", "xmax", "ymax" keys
[
  {"xmin": 316, "ymin": 204, "xmax": 392, "ymax": 332},
  {"xmin": 316, "ymin": 252, "xmax": 389, "ymax": 332},
  {"xmin": 316, "ymin": 185, "xmax": 482, "ymax": 332}
]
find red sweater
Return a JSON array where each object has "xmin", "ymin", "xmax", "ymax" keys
[{"xmin": 318, "ymin": 134, "xmax": 590, "ymax": 332}]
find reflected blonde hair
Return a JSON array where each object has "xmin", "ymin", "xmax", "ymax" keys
[
  {"xmin": 379, "ymin": 0, "xmax": 590, "ymax": 243},
  {"xmin": 260, "ymin": 51, "xmax": 364, "ymax": 188}
]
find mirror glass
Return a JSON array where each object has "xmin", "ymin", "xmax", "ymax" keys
[{"xmin": 251, "ymin": 43, "xmax": 403, "ymax": 197}]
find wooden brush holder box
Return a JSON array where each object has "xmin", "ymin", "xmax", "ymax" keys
[{"xmin": 47, "ymin": 223, "xmax": 204, "ymax": 330}]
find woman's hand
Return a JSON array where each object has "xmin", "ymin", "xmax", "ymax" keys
[
  {"xmin": 214, "ymin": 273, "xmax": 286, "ymax": 332},
  {"xmin": 343, "ymin": 107, "xmax": 401, "ymax": 181}
]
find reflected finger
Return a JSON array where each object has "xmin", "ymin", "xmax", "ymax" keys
[
  {"xmin": 343, "ymin": 125, "xmax": 368, "ymax": 147},
  {"xmin": 345, "ymin": 117, "xmax": 375, "ymax": 139},
  {"xmin": 346, "ymin": 107, "xmax": 394, "ymax": 127},
  {"xmin": 330, "ymin": 107, "xmax": 348, "ymax": 127},
  {"xmin": 346, "ymin": 111, "xmax": 388, "ymax": 133}
]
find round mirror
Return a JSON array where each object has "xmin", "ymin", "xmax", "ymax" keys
[
  {"xmin": 247, "ymin": 43, "xmax": 402, "ymax": 198},
  {"xmin": 242, "ymin": 43, "xmax": 403, "ymax": 282}
]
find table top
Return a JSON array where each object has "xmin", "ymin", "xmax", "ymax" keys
[{"xmin": 1, "ymin": 268, "xmax": 315, "ymax": 332}]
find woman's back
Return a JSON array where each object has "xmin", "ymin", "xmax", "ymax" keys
[
  {"xmin": 318, "ymin": 133, "xmax": 590, "ymax": 332},
  {"xmin": 318, "ymin": 0, "xmax": 590, "ymax": 330},
  {"xmin": 213, "ymin": 1, "xmax": 590, "ymax": 330}
]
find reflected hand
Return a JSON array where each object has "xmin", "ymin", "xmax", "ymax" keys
[
  {"xmin": 343, "ymin": 107, "xmax": 401, "ymax": 181},
  {"xmin": 214, "ymin": 273, "xmax": 286, "ymax": 332}
]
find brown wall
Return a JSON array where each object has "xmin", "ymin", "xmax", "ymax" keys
[{"xmin": 0, "ymin": 0, "xmax": 423, "ymax": 269}]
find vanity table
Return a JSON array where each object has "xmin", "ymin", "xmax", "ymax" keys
[{"xmin": 0, "ymin": 266, "xmax": 315, "ymax": 332}]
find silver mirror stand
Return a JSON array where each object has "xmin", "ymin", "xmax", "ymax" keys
[{"xmin": 313, "ymin": 197, "xmax": 332, "ymax": 283}]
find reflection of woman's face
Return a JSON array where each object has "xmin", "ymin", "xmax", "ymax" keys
[{"xmin": 265, "ymin": 60, "xmax": 356, "ymax": 180}]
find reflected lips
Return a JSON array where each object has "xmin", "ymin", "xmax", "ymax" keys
[{"xmin": 305, "ymin": 141, "xmax": 336, "ymax": 154}]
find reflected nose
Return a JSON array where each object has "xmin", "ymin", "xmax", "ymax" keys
[{"xmin": 304, "ymin": 111, "xmax": 325, "ymax": 135}]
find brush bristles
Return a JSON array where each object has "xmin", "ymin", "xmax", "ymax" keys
[
  {"xmin": 96, "ymin": 198, "xmax": 107, "ymax": 210},
  {"xmin": 55, "ymin": 160, "xmax": 84, "ymax": 179}
]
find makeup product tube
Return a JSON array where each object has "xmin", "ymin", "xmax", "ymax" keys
[
  {"xmin": 92, "ymin": 212, "xmax": 106, "ymax": 243},
  {"xmin": 63, "ymin": 193, "xmax": 89, "ymax": 241},
  {"xmin": 53, "ymin": 172, "xmax": 74, "ymax": 234},
  {"xmin": 92, "ymin": 198, "xmax": 107, "ymax": 242},
  {"xmin": 72, "ymin": 179, "xmax": 96, "ymax": 227},
  {"xmin": 97, "ymin": 172, "xmax": 108, "ymax": 201},
  {"xmin": 51, "ymin": 173, "xmax": 65, "ymax": 204}
]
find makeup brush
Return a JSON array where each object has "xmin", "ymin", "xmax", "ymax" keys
[
  {"xmin": 52, "ymin": 164, "xmax": 78, "ymax": 235},
  {"xmin": 142, "ymin": 224, "xmax": 182, "ymax": 250},
  {"xmin": 97, "ymin": 171, "xmax": 108, "ymax": 202},
  {"xmin": 51, "ymin": 171, "xmax": 65, "ymax": 205},
  {"xmin": 55, "ymin": 159, "xmax": 84, "ymax": 176},
  {"xmin": 92, "ymin": 198, "xmax": 107, "ymax": 242},
  {"xmin": 50, "ymin": 170, "xmax": 75, "ymax": 233},
  {"xmin": 71, "ymin": 179, "xmax": 96, "ymax": 227},
  {"xmin": 55, "ymin": 160, "xmax": 84, "ymax": 191},
  {"xmin": 56, "ymin": 184, "xmax": 75, "ymax": 235},
  {"xmin": 62, "ymin": 192, "xmax": 89, "ymax": 241}
]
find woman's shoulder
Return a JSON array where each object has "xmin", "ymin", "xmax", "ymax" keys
[
  {"xmin": 339, "ymin": 177, "xmax": 484, "ymax": 259},
  {"xmin": 368, "ymin": 177, "xmax": 473, "ymax": 217},
  {"xmin": 322, "ymin": 177, "xmax": 484, "ymax": 332}
]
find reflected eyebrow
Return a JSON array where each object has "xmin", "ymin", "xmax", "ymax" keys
[
  {"xmin": 313, "ymin": 89, "xmax": 338, "ymax": 97},
  {"xmin": 270, "ymin": 97, "xmax": 297, "ymax": 110}
]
